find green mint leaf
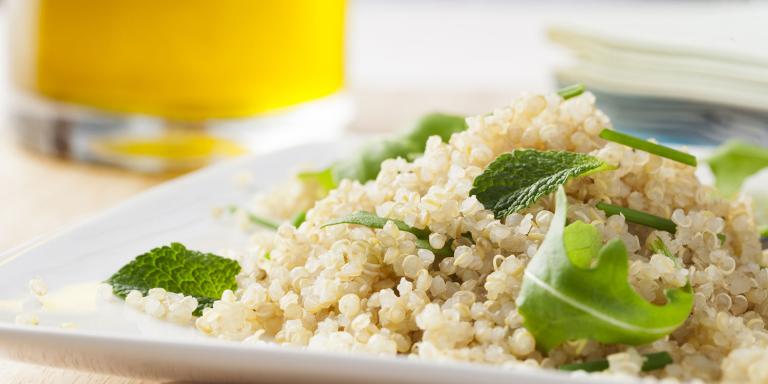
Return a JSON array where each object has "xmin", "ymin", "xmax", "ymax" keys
[
  {"xmin": 517, "ymin": 187, "xmax": 693, "ymax": 352},
  {"xmin": 707, "ymin": 140, "xmax": 768, "ymax": 197},
  {"xmin": 322, "ymin": 211, "xmax": 452, "ymax": 257},
  {"xmin": 559, "ymin": 351, "xmax": 673, "ymax": 372},
  {"xmin": 557, "ymin": 83, "xmax": 586, "ymax": 100},
  {"xmin": 596, "ymin": 202, "xmax": 677, "ymax": 233},
  {"xmin": 761, "ymin": 225, "xmax": 768, "ymax": 239},
  {"xmin": 331, "ymin": 113, "xmax": 467, "ymax": 185},
  {"xmin": 470, "ymin": 149, "xmax": 615, "ymax": 219},
  {"xmin": 107, "ymin": 243, "xmax": 241, "ymax": 316},
  {"xmin": 599, "ymin": 129, "xmax": 697, "ymax": 167}
]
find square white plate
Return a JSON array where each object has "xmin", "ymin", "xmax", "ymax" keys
[{"xmin": 0, "ymin": 140, "xmax": 666, "ymax": 384}]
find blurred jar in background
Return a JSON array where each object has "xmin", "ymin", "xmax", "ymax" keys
[{"xmin": 9, "ymin": 0, "xmax": 350, "ymax": 171}]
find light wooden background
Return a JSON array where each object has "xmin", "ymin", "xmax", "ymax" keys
[{"xmin": 0, "ymin": 89, "xmax": 512, "ymax": 383}]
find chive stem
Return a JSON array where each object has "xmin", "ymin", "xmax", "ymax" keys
[
  {"xmin": 557, "ymin": 83, "xmax": 586, "ymax": 100},
  {"xmin": 246, "ymin": 212, "xmax": 281, "ymax": 230},
  {"xmin": 596, "ymin": 203, "xmax": 677, "ymax": 233},
  {"xmin": 599, "ymin": 129, "xmax": 697, "ymax": 167},
  {"xmin": 560, "ymin": 351, "xmax": 673, "ymax": 373}
]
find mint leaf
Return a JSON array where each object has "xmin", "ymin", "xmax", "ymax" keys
[
  {"xmin": 517, "ymin": 187, "xmax": 693, "ymax": 352},
  {"xmin": 471, "ymin": 150, "xmax": 615, "ymax": 219},
  {"xmin": 107, "ymin": 243, "xmax": 241, "ymax": 316},
  {"xmin": 322, "ymin": 211, "xmax": 452, "ymax": 257},
  {"xmin": 707, "ymin": 140, "xmax": 768, "ymax": 197}
]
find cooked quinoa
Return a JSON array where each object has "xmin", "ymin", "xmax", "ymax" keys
[{"xmin": 124, "ymin": 91, "xmax": 768, "ymax": 383}]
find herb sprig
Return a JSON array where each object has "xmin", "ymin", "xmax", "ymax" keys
[
  {"xmin": 107, "ymin": 243, "xmax": 240, "ymax": 316},
  {"xmin": 596, "ymin": 202, "xmax": 677, "ymax": 233},
  {"xmin": 471, "ymin": 149, "xmax": 615, "ymax": 219},
  {"xmin": 599, "ymin": 129, "xmax": 697, "ymax": 167},
  {"xmin": 557, "ymin": 83, "xmax": 586, "ymax": 100},
  {"xmin": 322, "ymin": 211, "xmax": 452, "ymax": 257}
]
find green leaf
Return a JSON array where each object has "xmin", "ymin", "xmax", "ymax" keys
[
  {"xmin": 107, "ymin": 243, "xmax": 241, "ymax": 316},
  {"xmin": 470, "ymin": 149, "xmax": 615, "ymax": 219},
  {"xmin": 331, "ymin": 113, "xmax": 467, "ymax": 185},
  {"xmin": 290, "ymin": 210, "xmax": 307, "ymax": 227},
  {"xmin": 516, "ymin": 187, "xmax": 693, "ymax": 352},
  {"xmin": 322, "ymin": 211, "xmax": 452, "ymax": 257},
  {"xmin": 562, "ymin": 221, "xmax": 601, "ymax": 268},
  {"xmin": 298, "ymin": 168, "xmax": 336, "ymax": 195},
  {"xmin": 559, "ymin": 351, "xmax": 673, "ymax": 372},
  {"xmin": 707, "ymin": 140, "xmax": 768, "ymax": 197},
  {"xmin": 599, "ymin": 129, "xmax": 697, "ymax": 167},
  {"xmin": 761, "ymin": 225, "xmax": 768, "ymax": 238}
]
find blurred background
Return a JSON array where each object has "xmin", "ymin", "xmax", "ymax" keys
[{"xmin": 2, "ymin": 0, "xmax": 767, "ymax": 252}]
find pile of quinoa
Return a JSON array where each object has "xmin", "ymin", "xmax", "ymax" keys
[{"xmin": 125, "ymin": 91, "xmax": 768, "ymax": 383}]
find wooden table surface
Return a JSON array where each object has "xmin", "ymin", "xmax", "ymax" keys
[{"xmin": 0, "ymin": 89, "xmax": 514, "ymax": 383}]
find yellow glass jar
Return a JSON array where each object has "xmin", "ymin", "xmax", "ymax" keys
[{"xmin": 10, "ymin": 0, "xmax": 349, "ymax": 171}]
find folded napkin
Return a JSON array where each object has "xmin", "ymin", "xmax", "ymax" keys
[{"xmin": 549, "ymin": 5, "xmax": 768, "ymax": 145}]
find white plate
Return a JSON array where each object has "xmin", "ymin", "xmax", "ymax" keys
[{"xmin": 0, "ymin": 141, "xmax": 652, "ymax": 384}]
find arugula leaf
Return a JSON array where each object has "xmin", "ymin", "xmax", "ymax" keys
[
  {"xmin": 517, "ymin": 187, "xmax": 693, "ymax": 352},
  {"xmin": 707, "ymin": 140, "xmax": 768, "ymax": 197},
  {"xmin": 471, "ymin": 150, "xmax": 615, "ymax": 219},
  {"xmin": 107, "ymin": 243, "xmax": 240, "ymax": 316},
  {"xmin": 290, "ymin": 210, "xmax": 307, "ymax": 227},
  {"xmin": 302, "ymin": 84, "xmax": 589, "ymax": 193},
  {"xmin": 562, "ymin": 220, "xmax": 601, "ymax": 269},
  {"xmin": 298, "ymin": 168, "xmax": 336, "ymax": 195},
  {"xmin": 331, "ymin": 113, "xmax": 467, "ymax": 185},
  {"xmin": 559, "ymin": 351, "xmax": 673, "ymax": 372},
  {"xmin": 322, "ymin": 211, "xmax": 452, "ymax": 257}
]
